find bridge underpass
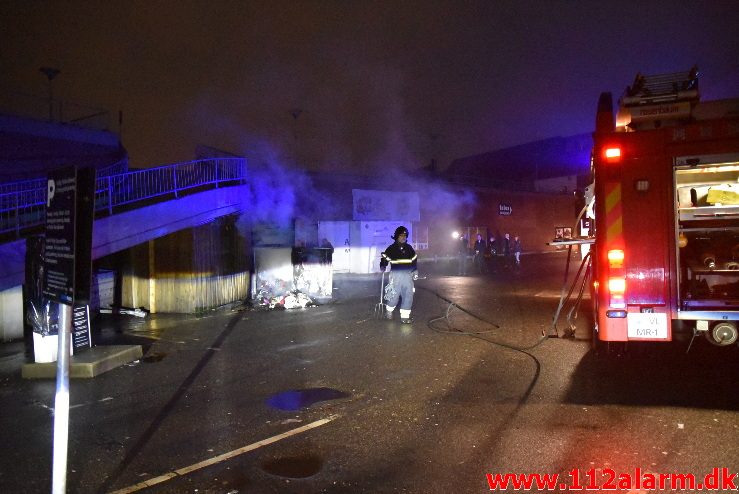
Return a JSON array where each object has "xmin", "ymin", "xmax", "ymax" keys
[{"xmin": 0, "ymin": 158, "xmax": 250, "ymax": 341}]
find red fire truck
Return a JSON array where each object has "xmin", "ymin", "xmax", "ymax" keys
[{"xmin": 590, "ymin": 67, "xmax": 739, "ymax": 351}]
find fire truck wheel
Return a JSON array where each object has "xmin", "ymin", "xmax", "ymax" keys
[
  {"xmin": 591, "ymin": 324, "xmax": 603, "ymax": 352},
  {"xmin": 592, "ymin": 325, "xmax": 627, "ymax": 357},
  {"xmin": 591, "ymin": 324, "xmax": 610, "ymax": 354},
  {"xmin": 705, "ymin": 322, "xmax": 738, "ymax": 346}
]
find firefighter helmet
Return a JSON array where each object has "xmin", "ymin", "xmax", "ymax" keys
[{"xmin": 392, "ymin": 226, "xmax": 409, "ymax": 239}]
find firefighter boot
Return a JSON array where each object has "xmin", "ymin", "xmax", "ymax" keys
[
  {"xmin": 385, "ymin": 306, "xmax": 395, "ymax": 320},
  {"xmin": 400, "ymin": 309, "xmax": 413, "ymax": 324}
]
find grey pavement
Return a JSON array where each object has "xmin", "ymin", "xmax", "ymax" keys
[{"xmin": 1, "ymin": 252, "xmax": 739, "ymax": 493}]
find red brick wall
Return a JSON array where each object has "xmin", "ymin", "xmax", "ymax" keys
[{"xmin": 420, "ymin": 187, "xmax": 577, "ymax": 256}]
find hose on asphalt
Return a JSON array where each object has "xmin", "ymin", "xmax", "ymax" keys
[
  {"xmin": 416, "ymin": 281, "xmax": 545, "ymax": 411},
  {"xmin": 417, "ymin": 284, "xmax": 550, "ymax": 352}
]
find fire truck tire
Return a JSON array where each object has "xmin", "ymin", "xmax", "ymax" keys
[
  {"xmin": 705, "ymin": 322, "xmax": 738, "ymax": 346},
  {"xmin": 591, "ymin": 324, "xmax": 603, "ymax": 352},
  {"xmin": 591, "ymin": 325, "xmax": 610, "ymax": 355},
  {"xmin": 589, "ymin": 283, "xmax": 606, "ymax": 355},
  {"xmin": 592, "ymin": 325, "xmax": 627, "ymax": 357}
]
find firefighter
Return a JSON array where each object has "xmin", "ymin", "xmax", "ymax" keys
[{"xmin": 380, "ymin": 226, "xmax": 418, "ymax": 323}]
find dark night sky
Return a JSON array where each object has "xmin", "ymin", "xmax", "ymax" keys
[{"xmin": 2, "ymin": 1, "xmax": 739, "ymax": 173}]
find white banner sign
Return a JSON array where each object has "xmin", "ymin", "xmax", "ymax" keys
[{"xmin": 352, "ymin": 189, "xmax": 420, "ymax": 221}]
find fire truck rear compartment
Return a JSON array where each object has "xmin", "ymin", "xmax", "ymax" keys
[
  {"xmin": 592, "ymin": 69, "xmax": 739, "ymax": 349},
  {"xmin": 675, "ymin": 162, "xmax": 739, "ymax": 312}
]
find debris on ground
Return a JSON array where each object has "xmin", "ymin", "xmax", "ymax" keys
[
  {"xmin": 99, "ymin": 306, "xmax": 149, "ymax": 318},
  {"xmin": 249, "ymin": 279, "xmax": 316, "ymax": 310}
]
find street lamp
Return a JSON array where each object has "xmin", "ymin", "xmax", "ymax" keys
[
  {"xmin": 429, "ymin": 132, "xmax": 441, "ymax": 172},
  {"xmin": 39, "ymin": 67, "xmax": 61, "ymax": 121},
  {"xmin": 289, "ymin": 108, "xmax": 302, "ymax": 165}
]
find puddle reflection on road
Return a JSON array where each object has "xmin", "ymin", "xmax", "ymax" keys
[
  {"xmin": 262, "ymin": 454, "xmax": 323, "ymax": 478},
  {"xmin": 266, "ymin": 387, "xmax": 350, "ymax": 411}
]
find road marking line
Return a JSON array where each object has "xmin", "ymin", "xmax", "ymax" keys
[{"xmin": 108, "ymin": 414, "xmax": 339, "ymax": 494}]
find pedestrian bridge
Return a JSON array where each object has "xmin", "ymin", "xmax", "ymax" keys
[
  {"xmin": 0, "ymin": 158, "xmax": 250, "ymax": 339},
  {"xmin": 0, "ymin": 157, "xmax": 248, "ymax": 288}
]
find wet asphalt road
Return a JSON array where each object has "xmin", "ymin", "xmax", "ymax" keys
[{"xmin": 1, "ymin": 252, "xmax": 739, "ymax": 493}]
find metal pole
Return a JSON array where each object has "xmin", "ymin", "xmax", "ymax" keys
[
  {"xmin": 39, "ymin": 67, "xmax": 60, "ymax": 122},
  {"xmin": 107, "ymin": 176, "xmax": 112, "ymax": 215},
  {"xmin": 290, "ymin": 108, "xmax": 302, "ymax": 166},
  {"xmin": 173, "ymin": 167, "xmax": 179, "ymax": 199},
  {"xmin": 15, "ymin": 191, "xmax": 20, "ymax": 236},
  {"xmin": 52, "ymin": 302, "xmax": 72, "ymax": 494},
  {"xmin": 48, "ymin": 83, "xmax": 53, "ymax": 121}
]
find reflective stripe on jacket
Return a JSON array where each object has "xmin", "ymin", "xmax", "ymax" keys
[{"xmin": 380, "ymin": 242, "xmax": 417, "ymax": 271}]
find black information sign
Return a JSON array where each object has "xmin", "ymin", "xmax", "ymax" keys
[
  {"xmin": 43, "ymin": 167, "xmax": 77, "ymax": 305},
  {"xmin": 72, "ymin": 305, "xmax": 91, "ymax": 352},
  {"xmin": 42, "ymin": 166, "xmax": 96, "ymax": 306},
  {"xmin": 73, "ymin": 167, "xmax": 96, "ymax": 305}
]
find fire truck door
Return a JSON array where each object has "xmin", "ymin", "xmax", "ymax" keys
[{"xmin": 621, "ymin": 163, "xmax": 669, "ymax": 305}]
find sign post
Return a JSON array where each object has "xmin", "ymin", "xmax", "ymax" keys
[
  {"xmin": 51, "ymin": 303, "xmax": 71, "ymax": 494},
  {"xmin": 43, "ymin": 166, "xmax": 95, "ymax": 494}
]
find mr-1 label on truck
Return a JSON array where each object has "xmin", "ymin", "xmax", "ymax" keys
[{"xmin": 627, "ymin": 313, "xmax": 668, "ymax": 339}]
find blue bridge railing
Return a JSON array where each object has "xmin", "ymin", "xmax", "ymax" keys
[
  {"xmin": 0, "ymin": 158, "xmax": 128, "ymax": 197},
  {"xmin": 0, "ymin": 157, "xmax": 247, "ymax": 238}
]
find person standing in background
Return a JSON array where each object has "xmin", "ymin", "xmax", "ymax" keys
[
  {"xmin": 457, "ymin": 235, "xmax": 468, "ymax": 275},
  {"xmin": 473, "ymin": 233, "xmax": 487, "ymax": 274},
  {"xmin": 488, "ymin": 235, "xmax": 497, "ymax": 272},
  {"xmin": 503, "ymin": 233, "xmax": 512, "ymax": 268},
  {"xmin": 512, "ymin": 234, "xmax": 522, "ymax": 266},
  {"xmin": 319, "ymin": 238, "xmax": 334, "ymax": 263}
]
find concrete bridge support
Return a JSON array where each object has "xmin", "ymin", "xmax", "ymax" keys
[{"xmin": 111, "ymin": 214, "xmax": 251, "ymax": 314}]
